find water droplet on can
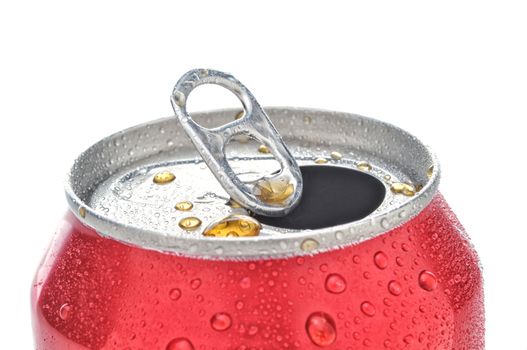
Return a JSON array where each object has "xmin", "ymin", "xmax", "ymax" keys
[
  {"xmin": 258, "ymin": 145, "xmax": 270, "ymax": 154},
  {"xmin": 154, "ymin": 171, "xmax": 176, "ymax": 184},
  {"xmin": 314, "ymin": 157, "xmax": 328, "ymax": 164},
  {"xmin": 203, "ymin": 215, "xmax": 261, "ymax": 237},
  {"xmin": 388, "ymin": 280, "xmax": 402, "ymax": 296},
  {"xmin": 357, "ymin": 161, "xmax": 372, "ymax": 171},
  {"xmin": 210, "ymin": 312, "xmax": 232, "ymax": 331},
  {"xmin": 301, "ymin": 239, "xmax": 319, "ymax": 252},
  {"xmin": 234, "ymin": 110, "xmax": 245, "ymax": 120},
  {"xmin": 172, "ymin": 91, "xmax": 186, "ymax": 107},
  {"xmin": 418, "ymin": 270, "xmax": 438, "ymax": 291},
  {"xmin": 305, "ymin": 312, "xmax": 337, "ymax": 346},
  {"xmin": 178, "ymin": 217, "xmax": 202, "ymax": 230},
  {"xmin": 427, "ymin": 165, "xmax": 434, "ymax": 178},
  {"xmin": 360, "ymin": 301, "xmax": 376, "ymax": 317},
  {"xmin": 169, "ymin": 288, "xmax": 182, "ymax": 301},
  {"xmin": 374, "ymin": 251, "xmax": 388, "ymax": 269},
  {"xmin": 325, "ymin": 274, "xmax": 347, "ymax": 294},
  {"xmin": 78, "ymin": 207, "xmax": 86, "ymax": 218},
  {"xmin": 175, "ymin": 201, "xmax": 193, "ymax": 211},
  {"xmin": 166, "ymin": 337, "xmax": 194, "ymax": 350},
  {"xmin": 190, "ymin": 279, "xmax": 202, "ymax": 290},
  {"xmin": 390, "ymin": 182, "xmax": 416, "ymax": 196},
  {"xmin": 330, "ymin": 151, "xmax": 342, "ymax": 160},
  {"xmin": 59, "ymin": 303, "xmax": 72, "ymax": 320},
  {"xmin": 254, "ymin": 176, "xmax": 294, "ymax": 204}
]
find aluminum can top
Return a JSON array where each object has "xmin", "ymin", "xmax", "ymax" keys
[{"xmin": 65, "ymin": 107, "xmax": 439, "ymax": 259}]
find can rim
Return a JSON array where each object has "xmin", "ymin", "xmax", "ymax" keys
[{"xmin": 65, "ymin": 107, "xmax": 440, "ymax": 260}]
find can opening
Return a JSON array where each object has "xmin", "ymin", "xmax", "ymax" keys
[{"xmin": 254, "ymin": 166, "xmax": 385, "ymax": 230}]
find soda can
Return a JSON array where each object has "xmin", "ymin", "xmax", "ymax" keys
[{"xmin": 32, "ymin": 70, "xmax": 484, "ymax": 349}]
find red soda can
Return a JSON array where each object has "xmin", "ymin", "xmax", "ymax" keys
[{"xmin": 32, "ymin": 70, "xmax": 484, "ymax": 349}]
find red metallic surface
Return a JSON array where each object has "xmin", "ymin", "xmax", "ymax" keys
[{"xmin": 31, "ymin": 194, "xmax": 484, "ymax": 349}]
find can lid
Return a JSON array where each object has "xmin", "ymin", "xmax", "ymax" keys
[
  {"xmin": 170, "ymin": 69, "xmax": 303, "ymax": 217},
  {"xmin": 65, "ymin": 105, "xmax": 439, "ymax": 260}
]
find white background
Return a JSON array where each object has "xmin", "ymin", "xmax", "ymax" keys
[{"xmin": 1, "ymin": 1, "xmax": 525, "ymax": 349}]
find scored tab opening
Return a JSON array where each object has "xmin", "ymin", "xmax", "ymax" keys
[{"xmin": 255, "ymin": 166, "xmax": 386, "ymax": 230}]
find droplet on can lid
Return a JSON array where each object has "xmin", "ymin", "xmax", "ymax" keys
[
  {"xmin": 178, "ymin": 217, "xmax": 202, "ymax": 231},
  {"xmin": 357, "ymin": 161, "xmax": 372, "ymax": 171},
  {"xmin": 257, "ymin": 144, "xmax": 270, "ymax": 154},
  {"xmin": 203, "ymin": 215, "xmax": 261, "ymax": 238},
  {"xmin": 330, "ymin": 151, "xmax": 342, "ymax": 160},
  {"xmin": 254, "ymin": 176, "xmax": 294, "ymax": 204},
  {"xmin": 390, "ymin": 182, "xmax": 416, "ymax": 196},
  {"xmin": 234, "ymin": 110, "xmax": 245, "ymax": 120},
  {"xmin": 301, "ymin": 238, "xmax": 319, "ymax": 252},
  {"xmin": 175, "ymin": 201, "xmax": 193, "ymax": 211},
  {"xmin": 427, "ymin": 165, "xmax": 434, "ymax": 178},
  {"xmin": 78, "ymin": 207, "xmax": 86, "ymax": 218},
  {"xmin": 153, "ymin": 171, "xmax": 176, "ymax": 184},
  {"xmin": 314, "ymin": 157, "xmax": 328, "ymax": 164}
]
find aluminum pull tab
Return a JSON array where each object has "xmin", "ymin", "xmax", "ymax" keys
[{"xmin": 171, "ymin": 69, "xmax": 303, "ymax": 217}]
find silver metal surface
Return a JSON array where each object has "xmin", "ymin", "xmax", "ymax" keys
[
  {"xmin": 65, "ymin": 107, "xmax": 440, "ymax": 260},
  {"xmin": 171, "ymin": 69, "xmax": 303, "ymax": 217}
]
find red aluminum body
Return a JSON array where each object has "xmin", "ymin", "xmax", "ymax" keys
[{"xmin": 31, "ymin": 194, "xmax": 484, "ymax": 349}]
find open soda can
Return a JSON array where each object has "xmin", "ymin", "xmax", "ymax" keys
[{"xmin": 31, "ymin": 69, "xmax": 484, "ymax": 349}]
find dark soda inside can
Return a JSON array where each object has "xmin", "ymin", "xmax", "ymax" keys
[
  {"xmin": 32, "ymin": 99, "xmax": 484, "ymax": 348},
  {"xmin": 255, "ymin": 165, "xmax": 386, "ymax": 229}
]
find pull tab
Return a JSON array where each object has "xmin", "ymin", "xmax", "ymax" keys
[{"xmin": 171, "ymin": 69, "xmax": 303, "ymax": 217}]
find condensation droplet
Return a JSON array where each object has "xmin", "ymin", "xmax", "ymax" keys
[
  {"xmin": 305, "ymin": 312, "xmax": 337, "ymax": 346},
  {"xmin": 258, "ymin": 145, "xmax": 270, "ymax": 154},
  {"xmin": 203, "ymin": 215, "xmax": 261, "ymax": 237},
  {"xmin": 325, "ymin": 274, "xmax": 347, "ymax": 294},
  {"xmin": 59, "ymin": 303, "xmax": 72, "ymax": 320},
  {"xmin": 78, "ymin": 207, "xmax": 86, "ymax": 218},
  {"xmin": 234, "ymin": 110, "xmax": 245, "ymax": 120},
  {"xmin": 179, "ymin": 217, "xmax": 202, "ymax": 231},
  {"xmin": 254, "ymin": 176, "xmax": 294, "ymax": 204},
  {"xmin": 153, "ymin": 171, "xmax": 176, "ymax": 184},
  {"xmin": 418, "ymin": 270, "xmax": 438, "ymax": 291},
  {"xmin": 360, "ymin": 301, "xmax": 376, "ymax": 317},
  {"xmin": 175, "ymin": 201, "xmax": 193, "ymax": 211},
  {"xmin": 166, "ymin": 337, "xmax": 194, "ymax": 350},
  {"xmin": 169, "ymin": 288, "xmax": 182, "ymax": 301},
  {"xmin": 210, "ymin": 312, "xmax": 232, "ymax": 331},
  {"xmin": 390, "ymin": 182, "xmax": 416, "ymax": 196},
  {"xmin": 330, "ymin": 151, "xmax": 342, "ymax": 160},
  {"xmin": 314, "ymin": 157, "xmax": 328, "ymax": 164},
  {"xmin": 427, "ymin": 165, "xmax": 434, "ymax": 179},
  {"xmin": 239, "ymin": 276, "xmax": 251, "ymax": 289},
  {"xmin": 374, "ymin": 251, "xmax": 388, "ymax": 269},
  {"xmin": 388, "ymin": 280, "xmax": 402, "ymax": 296},
  {"xmin": 301, "ymin": 239, "xmax": 319, "ymax": 252},
  {"xmin": 190, "ymin": 279, "xmax": 202, "ymax": 290},
  {"xmin": 357, "ymin": 161, "xmax": 372, "ymax": 171}
]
